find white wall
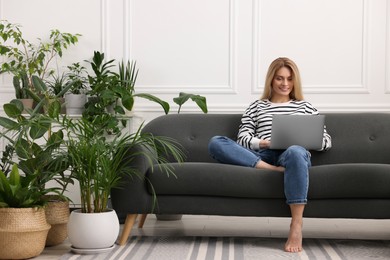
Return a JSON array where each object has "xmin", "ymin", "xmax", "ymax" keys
[{"xmin": 1, "ymin": 0, "xmax": 389, "ymax": 120}]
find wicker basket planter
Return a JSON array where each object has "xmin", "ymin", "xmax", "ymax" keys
[
  {"xmin": 45, "ymin": 199, "xmax": 70, "ymax": 246},
  {"xmin": 0, "ymin": 207, "xmax": 51, "ymax": 259}
]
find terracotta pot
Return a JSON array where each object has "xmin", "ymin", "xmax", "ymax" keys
[{"xmin": 19, "ymin": 98, "xmax": 34, "ymax": 113}]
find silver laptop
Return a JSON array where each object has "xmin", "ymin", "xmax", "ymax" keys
[{"xmin": 270, "ymin": 114, "xmax": 325, "ymax": 150}]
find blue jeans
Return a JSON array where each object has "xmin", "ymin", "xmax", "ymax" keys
[{"xmin": 208, "ymin": 136, "xmax": 311, "ymax": 204}]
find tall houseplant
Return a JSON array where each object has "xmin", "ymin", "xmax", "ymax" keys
[
  {"xmin": 63, "ymin": 115, "xmax": 185, "ymax": 252},
  {"xmin": 0, "ymin": 96, "xmax": 73, "ymax": 247}
]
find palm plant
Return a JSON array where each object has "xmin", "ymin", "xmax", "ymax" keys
[{"xmin": 63, "ymin": 116, "xmax": 185, "ymax": 213}]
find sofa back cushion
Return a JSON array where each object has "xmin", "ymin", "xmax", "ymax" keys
[
  {"xmin": 143, "ymin": 114, "xmax": 241, "ymax": 163},
  {"xmin": 311, "ymin": 113, "xmax": 390, "ymax": 165},
  {"xmin": 142, "ymin": 113, "xmax": 390, "ymax": 165}
]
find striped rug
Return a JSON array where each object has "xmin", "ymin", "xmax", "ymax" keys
[{"xmin": 61, "ymin": 236, "xmax": 390, "ymax": 260}]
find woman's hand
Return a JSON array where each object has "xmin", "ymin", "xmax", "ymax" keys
[{"xmin": 259, "ymin": 139, "xmax": 271, "ymax": 149}]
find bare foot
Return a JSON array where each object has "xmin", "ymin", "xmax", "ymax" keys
[
  {"xmin": 285, "ymin": 221, "xmax": 303, "ymax": 253},
  {"xmin": 255, "ymin": 161, "xmax": 285, "ymax": 172}
]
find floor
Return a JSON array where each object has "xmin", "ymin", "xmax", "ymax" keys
[{"xmin": 39, "ymin": 215, "xmax": 390, "ymax": 259}]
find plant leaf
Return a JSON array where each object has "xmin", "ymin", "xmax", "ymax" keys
[
  {"xmin": 10, "ymin": 99, "xmax": 24, "ymax": 114},
  {"xmin": 0, "ymin": 116, "xmax": 18, "ymax": 130},
  {"xmin": 47, "ymin": 99, "xmax": 61, "ymax": 118},
  {"xmin": 15, "ymin": 138, "xmax": 33, "ymax": 159},
  {"xmin": 134, "ymin": 93, "xmax": 170, "ymax": 114},
  {"xmin": 190, "ymin": 95, "xmax": 208, "ymax": 113},
  {"xmin": 29, "ymin": 119, "xmax": 50, "ymax": 139},
  {"xmin": 121, "ymin": 94, "xmax": 134, "ymax": 111},
  {"xmin": 173, "ymin": 92, "xmax": 190, "ymax": 106},
  {"xmin": 31, "ymin": 75, "xmax": 47, "ymax": 92},
  {"xmin": 8, "ymin": 164, "xmax": 20, "ymax": 186},
  {"xmin": 173, "ymin": 92, "xmax": 208, "ymax": 113},
  {"xmin": 3, "ymin": 102, "xmax": 22, "ymax": 118}
]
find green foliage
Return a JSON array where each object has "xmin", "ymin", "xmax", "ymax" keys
[
  {"xmin": 46, "ymin": 72, "xmax": 67, "ymax": 97},
  {"xmin": 0, "ymin": 164, "xmax": 52, "ymax": 208},
  {"xmin": 63, "ymin": 116, "xmax": 185, "ymax": 213},
  {"xmin": 12, "ymin": 71, "xmax": 30, "ymax": 99},
  {"xmin": 0, "ymin": 20, "xmax": 81, "ymax": 99},
  {"xmin": 173, "ymin": 92, "xmax": 208, "ymax": 114},
  {"xmin": 0, "ymin": 101, "xmax": 71, "ymax": 197},
  {"xmin": 65, "ymin": 62, "xmax": 88, "ymax": 94},
  {"xmin": 82, "ymin": 51, "xmax": 170, "ymax": 134},
  {"xmin": 0, "ymin": 144, "xmax": 14, "ymax": 175}
]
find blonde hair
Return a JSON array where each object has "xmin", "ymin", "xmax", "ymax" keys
[{"xmin": 261, "ymin": 57, "xmax": 304, "ymax": 100}]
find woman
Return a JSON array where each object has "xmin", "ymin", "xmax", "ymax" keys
[{"xmin": 208, "ymin": 57, "xmax": 332, "ymax": 253}]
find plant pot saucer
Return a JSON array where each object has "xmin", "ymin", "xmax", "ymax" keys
[{"xmin": 70, "ymin": 244, "xmax": 115, "ymax": 254}]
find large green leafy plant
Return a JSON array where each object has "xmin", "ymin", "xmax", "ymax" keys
[
  {"xmin": 82, "ymin": 51, "xmax": 170, "ymax": 134},
  {"xmin": 81, "ymin": 51, "xmax": 208, "ymax": 133},
  {"xmin": 0, "ymin": 164, "xmax": 55, "ymax": 208},
  {"xmin": 0, "ymin": 99, "xmax": 72, "ymax": 199}
]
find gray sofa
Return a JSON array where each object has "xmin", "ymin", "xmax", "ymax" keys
[{"xmin": 111, "ymin": 113, "xmax": 390, "ymax": 245}]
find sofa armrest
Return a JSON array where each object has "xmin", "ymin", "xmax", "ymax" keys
[{"xmin": 110, "ymin": 145, "xmax": 156, "ymax": 222}]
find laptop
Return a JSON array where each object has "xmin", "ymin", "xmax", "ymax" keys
[{"xmin": 270, "ymin": 114, "xmax": 325, "ymax": 150}]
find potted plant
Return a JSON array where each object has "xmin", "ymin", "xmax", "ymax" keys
[
  {"xmin": 83, "ymin": 52, "xmax": 170, "ymax": 125},
  {"xmin": 0, "ymin": 20, "xmax": 80, "ymax": 106},
  {"xmin": 46, "ymin": 72, "xmax": 68, "ymax": 114},
  {"xmin": 62, "ymin": 114, "xmax": 185, "ymax": 253},
  {"xmin": 63, "ymin": 62, "xmax": 88, "ymax": 115},
  {"xmin": 10, "ymin": 69, "xmax": 35, "ymax": 112},
  {"xmin": 0, "ymin": 97, "xmax": 73, "ymax": 247},
  {"xmin": 0, "ymin": 164, "xmax": 52, "ymax": 259}
]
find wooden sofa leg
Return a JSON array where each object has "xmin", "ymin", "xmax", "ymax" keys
[
  {"xmin": 138, "ymin": 214, "xmax": 147, "ymax": 228},
  {"xmin": 118, "ymin": 214, "xmax": 138, "ymax": 246}
]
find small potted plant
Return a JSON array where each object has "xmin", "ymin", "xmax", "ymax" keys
[
  {"xmin": 11, "ymin": 70, "xmax": 34, "ymax": 112},
  {"xmin": 46, "ymin": 72, "xmax": 68, "ymax": 114},
  {"xmin": 63, "ymin": 62, "xmax": 88, "ymax": 115}
]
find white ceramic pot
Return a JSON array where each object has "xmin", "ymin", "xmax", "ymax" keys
[
  {"xmin": 64, "ymin": 93, "xmax": 86, "ymax": 115},
  {"xmin": 67, "ymin": 209, "xmax": 120, "ymax": 250}
]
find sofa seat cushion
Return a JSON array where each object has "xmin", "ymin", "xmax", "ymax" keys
[
  {"xmin": 146, "ymin": 162, "xmax": 390, "ymax": 199},
  {"xmin": 308, "ymin": 163, "xmax": 390, "ymax": 198}
]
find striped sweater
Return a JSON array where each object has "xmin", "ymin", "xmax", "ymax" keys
[{"xmin": 237, "ymin": 99, "xmax": 332, "ymax": 151}]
